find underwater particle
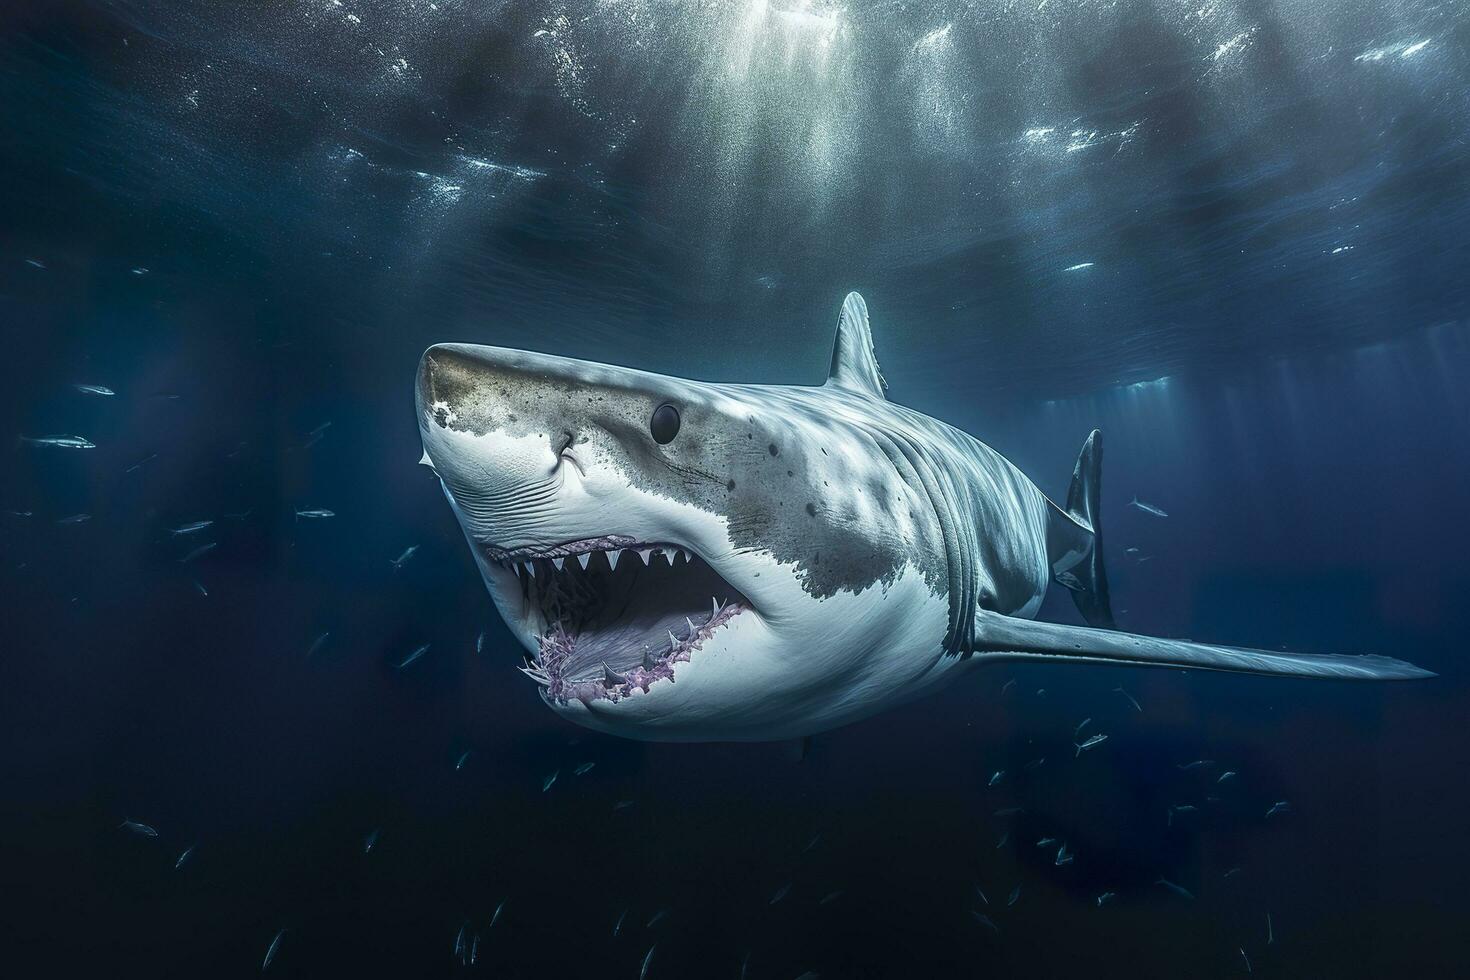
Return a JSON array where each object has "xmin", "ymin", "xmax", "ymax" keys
[
  {"xmin": 306, "ymin": 632, "xmax": 331, "ymax": 658},
  {"xmin": 363, "ymin": 828, "xmax": 380, "ymax": 853},
  {"xmin": 178, "ymin": 542, "xmax": 216, "ymax": 563},
  {"xmin": 820, "ymin": 890, "xmax": 843, "ymax": 905},
  {"xmin": 769, "ymin": 883, "xmax": 790, "ymax": 905},
  {"xmin": 262, "ymin": 929, "xmax": 285, "ymax": 971}
]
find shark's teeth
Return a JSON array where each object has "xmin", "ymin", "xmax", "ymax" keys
[
  {"xmin": 607, "ymin": 550, "xmax": 621, "ymax": 570},
  {"xmin": 668, "ymin": 630, "xmax": 679, "ymax": 653},
  {"xmin": 638, "ymin": 549, "xmax": 652, "ymax": 565},
  {"xmin": 524, "ymin": 562, "xmax": 536, "ymax": 578},
  {"xmin": 552, "ymin": 557, "xmax": 565, "ymax": 571},
  {"xmin": 686, "ymin": 616, "xmax": 696, "ymax": 635},
  {"xmin": 577, "ymin": 553, "xmax": 590, "ymax": 570},
  {"xmin": 602, "ymin": 661, "xmax": 627, "ymax": 686},
  {"xmin": 712, "ymin": 597, "xmax": 720, "ymax": 619},
  {"xmin": 518, "ymin": 665, "xmax": 551, "ymax": 687}
]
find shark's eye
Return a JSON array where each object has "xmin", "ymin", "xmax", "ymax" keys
[{"xmin": 650, "ymin": 403, "xmax": 680, "ymax": 444}]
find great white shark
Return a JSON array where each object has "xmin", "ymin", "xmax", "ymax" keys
[{"xmin": 415, "ymin": 292, "xmax": 1432, "ymax": 742}]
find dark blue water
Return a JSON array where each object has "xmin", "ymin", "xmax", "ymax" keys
[{"xmin": 2, "ymin": 1, "xmax": 1468, "ymax": 976}]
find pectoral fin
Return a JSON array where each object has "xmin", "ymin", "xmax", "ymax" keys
[{"xmin": 972, "ymin": 610, "xmax": 1433, "ymax": 681}]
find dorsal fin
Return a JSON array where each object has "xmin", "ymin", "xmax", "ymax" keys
[{"xmin": 825, "ymin": 292, "xmax": 886, "ymax": 399}]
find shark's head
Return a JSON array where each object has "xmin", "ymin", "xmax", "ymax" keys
[{"xmin": 415, "ymin": 294, "xmax": 956, "ymax": 741}]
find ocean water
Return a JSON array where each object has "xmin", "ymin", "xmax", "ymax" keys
[{"xmin": 2, "ymin": 1, "xmax": 1468, "ymax": 976}]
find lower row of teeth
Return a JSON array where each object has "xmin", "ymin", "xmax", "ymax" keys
[
  {"xmin": 497, "ymin": 546, "xmax": 693, "ymax": 577},
  {"xmin": 517, "ymin": 597, "xmax": 730, "ymax": 690}
]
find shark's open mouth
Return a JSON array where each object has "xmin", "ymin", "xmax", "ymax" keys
[{"xmin": 487, "ymin": 538, "xmax": 749, "ymax": 705}]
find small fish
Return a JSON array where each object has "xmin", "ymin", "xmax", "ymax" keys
[
  {"xmin": 1240, "ymin": 948, "xmax": 1251, "ymax": 974},
  {"xmin": 1223, "ymin": 867, "xmax": 1242, "ymax": 879},
  {"xmin": 613, "ymin": 799, "xmax": 634, "ymax": 811},
  {"xmin": 363, "ymin": 828, "xmax": 380, "ymax": 853},
  {"xmin": 769, "ymin": 883, "xmax": 790, "ymax": 905},
  {"xmin": 1265, "ymin": 801, "xmax": 1292, "ymax": 818},
  {"xmin": 1000, "ymin": 679, "xmax": 1015, "ymax": 696},
  {"xmin": 1125, "ymin": 547, "xmax": 1140, "ymax": 554},
  {"xmin": 1006, "ymin": 885, "xmax": 1021, "ymax": 907},
  {"xmin": 1037, "ymin": 837, "xmax": 1057, "ymax": 848},
  {"xmin": 974, "ymin": 885, "xmax": 988, "ymax": 905},
  {"xmin": 1156, "ymin": 877, "xmax": 1194, "ymax": 900},
  {"xmin": 1267, "ymin": 911, "xmax": 1274, "ymax": 944},
  {"xmin": 5, "ymin": 510, "xmax": 33, "ymax": 518},
  {"xmin": 1096, "ymin": 891, "xmax": 1116, "ymax": 907},
  {"xmin": 469, "ymin": 934, "xmax": 479, "ymax": 965},
  {"xmin": 1063, "ymin": 262, "xmax": 1095, "ymax": 272},
  {"xmin": 1113, "ymin": 686, "xmax": 1142, "ymax": 712},
  {"xmin": 73, "ymin": 384, "xmax": 115, "ymax": 396},
  {"xmin": 819, "ymin": 890, "xmax": 843, "ymax": 905},
  {"xmin": 25, "ymin": 258, "xmax": 45, "ymax": 269},
  {"xmin": 453, "ymin": 923, "xmax": 467, "ymax": 962},
  {"xmin": 224, "ymin": 509, "xmax": 253, "ymax": 520},
  {"xmin": 20, "ymin": 435, "xmax": 94, "ymax": 449},
  {"xmin": 131, "ymin": 267, "xmax": 148, "ymax": 275},
  {"xmin": 56, "ymin": 513, "xmax": 91, "ymax": 525},
  {"xmin": 178, "ymin": 541, "xmax": 216, "ymax": 563},
  {"xmin": 1217, "ymin": 771, "xmax": 1237, "ymax": 783},
  {"xmin": 573, "ymin": 761, "xmax": 595, "ymax": 776},
  {"xmin": 490, "ymin": 900, "xmax": 504, "ymax": 928},
  {"xmin": 306, "ymin": 632, "xmax": 330, "ymax": 658},
  {"xmin": 1055, "ymin": 843, "xmax": 1073, "ymax": 866},
  {"xmin": 193, "ymin": 580, "xmax": 208, "ymax": 597},
  {"xmin": 803, "ymin": 832, "xmax": 822, "ymax": 853},
  {"xmin": 455, "ymin": 750, "xmax": 471, "ymax": 770},
  {"xmin": 1177, "ymin": 760, "xmax": 1215, "ymax": 770},
  {"xmin": 1074, "ymin": 717, "xmax": 1092, "ymax": 738},
  {"xmin": 294, "ymin": 508, "xmax": 335, "ymax": 520},
  {"xmin": 639, "ymin": 944, "xmax": 656, "ymax": 980},
  {"xmin": 613, "ymin": 908, "xmax": 627, "ymax": 936},
  {"xmin": 396, "ymin": 644, "xmax": 429, "ymax": 669},
  {"xmin": 995, "ymin": 831, "xmax": 1009, "ymax": 849},
  {"xmin": 542, "ymin": 770, "xmax": 559, "ymax": 792},
  {"xmin": 988, "ymin": 769, "xmax": 1005, "ymax": 787},
  {"xmin": 262, "ymin": 929, "xmax": 285, "ymax": 971},
  {"xmin": 1129, "ymin": 496, "xmax": 1168, "ymax": 518},
  {"xmin": 475, "ymin": 631, "xmax": 485, "ymax": 653},
  {"xmin": 647, "ymin": 908, "xmax": 671, "ymax": 927},
  {"xmin": 390, "ymin": 545, "xmax": 419, "ymax": 569},
  {"xmin": 1075, "ymin": 733, "xmax": 1109, "ymax": 757},
  {"xmin": 971, "ymin": 910, "xmax": 1000, "ymax": 933},
  {"xmin": 174, "ymin": 845, "xmax": 195, "ymax": 868},
  {"xmin": 119, "ymin": 818, "xmax": 159, "ymax": 837},
  {"xmin": 170, "ymin": 520, "xmax": 214, "ymax": 535},
  {"xmin": 1024, "ymin": 757, "xmax": 1045, "ymax": 770}
]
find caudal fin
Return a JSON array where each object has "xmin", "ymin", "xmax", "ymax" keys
[{"xmin": 1047, "ymin": 429, "xmax": 1114, "ymax": 628}]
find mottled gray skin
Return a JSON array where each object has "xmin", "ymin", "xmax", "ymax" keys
[
  {"xmin": 415, "ymin": 292, "xmax": 1431, "ymax": 742},
  {"xmin": 418, "ymin": 338, "xmax": 1055, "ymax": 654}
]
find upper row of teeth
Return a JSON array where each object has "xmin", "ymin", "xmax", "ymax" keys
[{"xmin": 497, "ymin": 546, "xmax": 694, "ymax": 576}]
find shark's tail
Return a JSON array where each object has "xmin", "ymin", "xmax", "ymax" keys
[{"xmin": 1046, "ymin": 429, "xmax": 1114, "ymax": 629}]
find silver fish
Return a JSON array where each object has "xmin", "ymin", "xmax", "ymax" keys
[
  {"xmin": 174, "ymin": 845, "xmax": 195, "ymax": 868},
  {"xmin": 20, "ymin": 435, "xmax": 94, "ymax": 449},
  {"xmin": 171, "ymin": 520, "xmax": 214, "ymax": 536},
  {"xmin": 391, "ymin": 545, "xmax": 419, "ymax": 569},
  {"xmin": 1075, "ymin": 733, "xmax": 1109, "ymax": 757},
  {"xmin": 294, "ymin": 508, "xmax": 335, "ymax": 519},
  {"xmin": 1129, "ymin": 496, "xmax": 1169, "ymax": 518},
  {"xmin": 178, "ymin": 541, "xmax": 217, "ymax": 564},
  {"xmin": 119, "ymin": 818, "xmax": 158, "ymax": 837},
  {"xmin": 396, "ymin": 644, "xmax": 429, "ymax": 669},
  {"xmin": 262, "ymin": 929, "xmax": 285, "ymax": 971},
  {"xmin": 73, "ymin": 384, "xmax": 115, "ymax": 396}
]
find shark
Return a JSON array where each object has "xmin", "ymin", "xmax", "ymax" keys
[{"xmin": 415, "ymin": 292, "xmax": 1432, "ymax": 742}]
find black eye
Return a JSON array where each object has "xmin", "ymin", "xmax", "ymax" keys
[{"xmin": 650, "ymin": 403, "xmax": 680, "ymax": 444}]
